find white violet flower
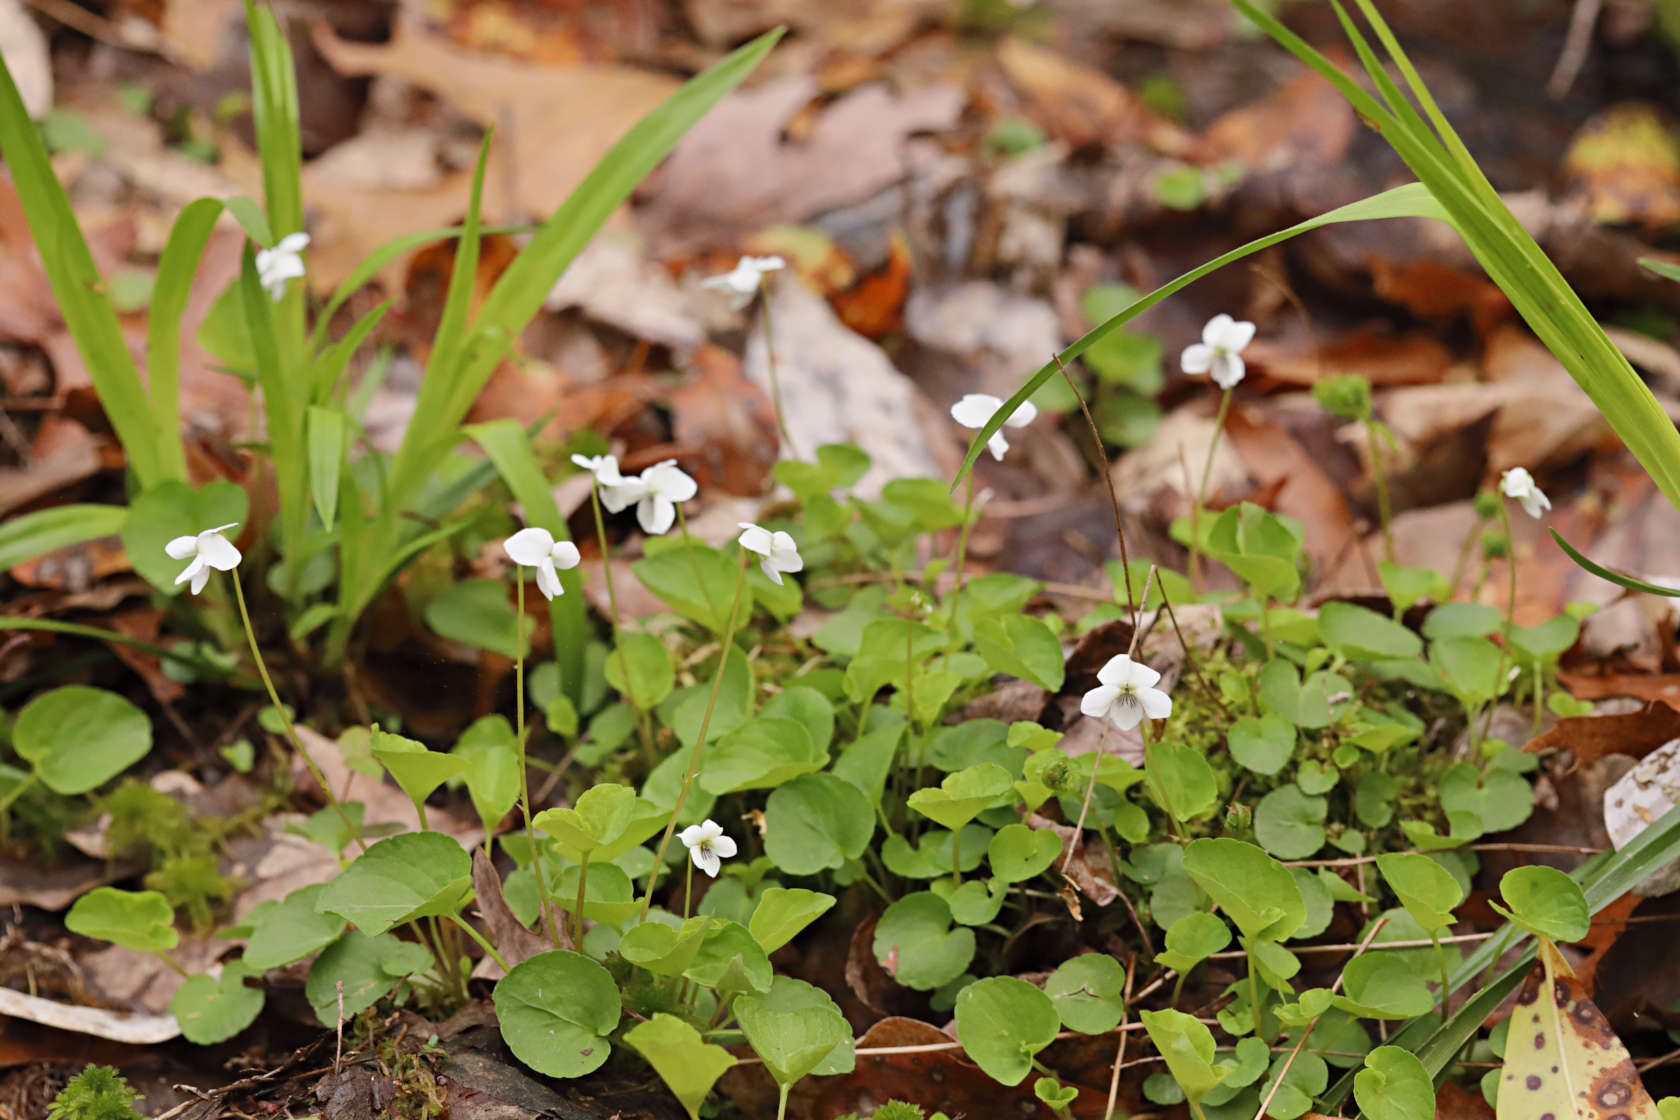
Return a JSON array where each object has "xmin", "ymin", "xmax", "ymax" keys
[
  {"xmin": 165, "ymin": 523, "xmax": 242, "ymax": 596},
  {"xmin": 1500, "ymin": 467, "xmax": 1551, "ymax": 520},
  {"xmin": 601, "ymin": 459, "xmax": 697, "ymax": 536},
  {"xmin": 1080, "ymin": 654, "xmax": 1173, "ymax": 732},
  {"xmin": 701, "ymin": 255, "xmax": 786, "ymax": 311},
  {"xmin": 502, "ymin": 527, "xmax": 582, "ymax": 601},
  {"xmin": 737, "ymin": 522, "xmax": 803, "ymax": 585},
  {"xmin": 255, "ymin": 232, "xmax": 310, "ymax": 302},
  {"xmin": 950, "ymin": 393, "xmax": 1039, "ymax": 461},
  {"xmin": 571, "ymin": 452, "xmax": 629, "ymax": 488},
  {"xmin": 1181, "ymin": 313, "xmax": 1256, "ymax": 390},
  {"xmin": 679, "ymin": 819, "xmax": 736, "ymax": 878}
]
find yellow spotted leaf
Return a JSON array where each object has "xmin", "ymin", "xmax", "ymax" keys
[{"xmin": 1496, "ymin": 939, "xmax": 1659, "ymax": 1120}]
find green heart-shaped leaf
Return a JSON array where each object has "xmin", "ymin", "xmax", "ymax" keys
[
  {"xmin": 65, "ymin": 887, "xmax": 177, "ymax": 952},
  {"xmin": 494, "ymin": 950, "xmax": 621, "ymax": 1078}
]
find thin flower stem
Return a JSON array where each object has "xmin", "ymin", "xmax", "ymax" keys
[
  {"xmin": 1368, "ymin": 421, "xmax": 1396, "ymax": 566},
  {"xmin": 447, "ymin": 913, "xmax": 510, "ymax": 974},
  {"xmin": 761, "ymin": 292, "xmax": 799, "ymax": 460},
  {"xmin": 514, "ymin": 577, "xmax": 561, "ymax": 949},
  {"xmin": 640, "ymin": 555, "xmax": 750, "ymax": 920},
  {"xmin": 1190, "ymin": 386, "xmax": 1234, "ymax": 594},
  {"xmin": 684, "ymin": 857, "xmax": 694, "ymax": 919},
  {"xmin": 1448, "ymin": 511, "xmax": 1487, "ymax": 597},
  {"xmin": 574, "ymin": 853, "xmax": 590, "ymax": 948},
  {"xmin": 1062, "ymin": 721, "xmax": 1112, "ymax": 875},
  {"xmin": 1054, "ymin": 354, "xmax": 1137, "ymax": 629},
  {"xmin": 229, "ymin": 573, "xmax": 364, "ymax": 852},
  {"xmin": 592, "ymin": 484, "xmax": 657, "ymax": 762},
  {"xmin": 943, "ymin": 470, "xmax": 977, "ymax": 663},
  {"xmin": 1484, "ymin": 498, "xmax": 1519, "ymax": 753}
]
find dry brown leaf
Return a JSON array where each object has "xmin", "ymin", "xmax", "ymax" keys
[
  {"xmin": 1369, "ymin": 257, "xmax": 1511, "ymax": 334},
  {"xmin": 305, "ymin": 20, "xmax": 679, "ymax": 289},
  {"xmin": 1561, "ymin": 672, "xmax": 1680, "ymax": 705},
  {"xmin": 0, "ymin": 857, "xmax": 133, "ymax": 910},
  {"xmin": 469, "ymin": 848, "xmax": 566, "ymax": 981},
  {"xmin": 1200, "ymin": 66, "xmax": 1355, "ymax": 173},
  {"xmin": 638, "ymin": 76, "xmax": 964, "ymax": 246},
  {"xmin": 834, "ymin": 231, "xmax": 913, "ymax": 340},
  {"xmin": 1525, "ymin": 700, "xmax": 1680, "ymax": 774},
  {"xmin": 1249, "ymin": 329, "xmax": 1453, "ymax": 388},
  {"xmin": 668, "ymin": 343, "xmax": 779, "ymax": 495},
  {"xmin": 996, "ymin": 36, "xmax": 1187, "ymax": 152}
]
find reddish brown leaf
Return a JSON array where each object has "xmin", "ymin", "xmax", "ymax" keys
[
  {"xmin": 1524, "ymin": 700, "xmax": 1680, "ymax": 775},
  {"xmin": 1435, "ymin": 1080, "xmax": 1495, "ymax": 1120},
  {"xmin": 1558, "ymin": 673, "xmax": 1680, "ymax": 706},
  {"xmin": 667, "ymin": 343, "xmax": 779, "ymax": 495},
  {"xmin": 831, "ymin": 232, "xmax": 911, "ymax": 340},
  {"xmin": 1223, "ymin": 405, "xmax": 1357, "ymax": 571}
]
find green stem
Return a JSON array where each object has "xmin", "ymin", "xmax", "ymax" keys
[
  {"xmin": 0, "ymin": 772, "xmax": 37, "ymax": 821},
  {"xmin": 776, "ymin": 1084, "xmax": 790, "ymax": 1120},
  {"xmin": 1448, "ymin": 513, "xmax": 1486, "ymax": 598},
  {"xmin": 1258, "ymin": 594, "xmax": 1274, "ymax": 658},
  {"xmin": 684, "ymin": 856, "xmax": 695, "ymax": 919},
  {"xmin": 761, "ymin": 291, "xmax": 798, "ymax": 460},
  {"xmin": 515, "ymin": 576, "xmax": 561, "ymax": 949},
  {"xmin": 574, "ymin": 853, "xmax": 589, "ymax": 948},
  {"xmin": 1246, "ymin": 940, "xmax": 1265, "ymax": 1039},
  {"xmin": 1189, "ymin": 386, "xmax": 1234, "ymax": 594},
  {"xmin": 448, "ymin": 913, "xmax": 510, "ymax": 974},
  {"xmin": 1483, "ymin": 499, "xmax": 1519, "ymax": 753},
  {"xmin": 1432, "ymin": 930, "xmax": 1450, "ymax": 1027},
  {"xmin": 593, "ymin": 485, "xmax": 657, "ymax": 764},
  {"xmin": 230, "ymin": 573, "xmax": 364, "ymax": 852},
  {"xmin": 943, "ymin": 471, "xmax": 976, "ymax": 671},
  {"xmin": 1368, "ymin": 420, "xmax": 1396, "ymax": 565},
  {"xmin": 154, "ymin": 950, "xmax": 189, "ymax": 978},
  {"xmin": 639, "ymin": 555, "xmax": 750, "ymax": 919}
]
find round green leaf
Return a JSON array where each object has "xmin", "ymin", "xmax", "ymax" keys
[
  {"xmin": 684, "ymin": 920, "xmax": 773, "ymax": 996},
  {"xmin": 493, "ymin": 950, "xmax": 621, "ymax": 1079},
  {"xmin": 699, "ymin": 718, "xmax": 824, "ymax": 794},
  {"xmin": 763, "ymin": 773, "xmax": 874, "ymax": 875},
  {"xmin": 1145, "ymin": 741, "xmax": 1219, "ymax": 823},
  {"xmin": 748, "ymin": 887, "xmax": 836, "ymax": 955},
  {"xmin": 424, "ymin": 578, "xmax": 524, "ymax": 658},
  {"xmin": 736, "ymin": 975, "xmax": 852, "ymax": 1087},
  {"xmin": 1044, "ymin": 954, "xmax": 1126, "ymax": 1034},
  {"xmin": 988, "ymin": 824, "xmax": 1062, "ymax": 883},
  {"xmin": 1375, "ymin": 853, "xmax": 1463, "ymax": 932},
  {"xmin": 65, "ymin": 887, "xmax": 177, "ymax": 952},
  {"xmin": 315, "ymin": 832, "xmax": 472, "ymax": 936},
  {"xmin": 1228, "ymin": 714, "xmax": 1296, "ymax": 775},
  {"xmin": 305, "ymin": 930, "xmax": 412, "ymax": 1020},
  {"xmin": 243, "ymin": 883, "xmax": 346, "ymax": 970},
  {"xmin": 1317, "ymin": 602, "xmax": 1422, "ymax": 661},
  {"xmin": 1353, "ymin": 1046, "xmax": 1434, "ymax": 1120},
  {"xmin": 1332, "ymin": 951, "xmax": 1436, "ymax": 1019},
  {"xmin": 171, "ymin": 961, "xmax": 264, "ymax": 1044},
  {"xmin": 955, "ymin": 976, "xmax": 1060, "ymax": 1086},
  {"xmin": 14, "ymin": 685, "xmax": 151, "ymax": 794},
  {"xmin": 120, "ymin": 479, "xmax": 247, "ymax": 595},
  {"xmin": 873, "ymin": 891, "xmax": 976, "ymax": 991},
  {"xmin": 605, "ymin": 633, "xmax": 675, "ymax": 708},
  {"xmin": 760, "ymin": 686, "xmax": 836, "ymax": 752},
  {"xmin": 1155, "ymin": 911, "xmax": 1231, "ymax": 973},
  {"xmin": 1495, "ymin": 865, "xmax": 1589, "ymax": 941},
  {"xmin": 907, "ymin": 763, "xmax": 1013, "ymax": 832},
  {"xmin": 1181, "ymin": 838, "xmax": 1304, "ymax": 943},
  {"xmin": 1253, "ymin": 785, "xmax": 1328, "ymax": 859}
]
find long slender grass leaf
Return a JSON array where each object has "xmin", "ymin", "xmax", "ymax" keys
[{"xmin": 0, "ymin": 504, "xmax": 126, "ymax": 569}]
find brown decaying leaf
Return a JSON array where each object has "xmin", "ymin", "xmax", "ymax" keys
[
  {"xmin": 1496, "ymin": 939, "xmax": 1660, "ymax": 1120},
  {"xmin": 1559, "ymin": 672, "xmax": 1680, "ymax": 706},
  {"xmin": 469, "ymin": 848, "xmax": 566, "ymax": 981},
  {"xmin": 1199, "ymin": 65, "xmax": 1355, "ymax": 172},
  {"xmin": 1223, "ymin": 404, "xmax": 1357, "ymax": 571},
  {"xmin": 667, "ymin": 343, "xmax": 779, "ymax": 495},
  {"xmin": 637, "ymin": 75, "xmax": 964, "ymax": 246},
  {"xmin": 1524, "ymin": 700, "xmax": 1680, "ymax": 775},
  {"xmin": 995, "ymin": 36, "xmax": 1188, "ymax": 153},
  {"xmin": 831, "ymin": 232, "xmax": 912, "ymax": 339},
  {"xmin": 803, "ymin": 1016, "xmax": 1054, "ymax": 1119},
  {"xmin": 1436, "ymin": 1079, "xmax": 1496, "ymax": 1120},
  {"xmin": 1248, "ymin": 328, "xmax": 1453, "ymax": 389}
]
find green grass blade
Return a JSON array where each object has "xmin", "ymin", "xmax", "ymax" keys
[
  {"xmin": 1641, "ymin": 257, "xmax": 1680, "ymax": 284},
  {"xmin": 955, "ymin": 184, "xmax": 1445, "ymax": 484},
  {"xmin": 0, "ymin": 504, "xmax": 126, "ymax": 569},
  {"xmin": 0, "ymin": 617, "xmax": 227, "ymax": 676},
  {"xmin": 466, "ymin": 419, "xmax": 587, "ymax": 704},
  {"xmin": 148, "ymin": 196, "xmax": 271, "ymax": 482},
  {"xmin": 383, "ymin": 28, "xmax": 783, "ymax": 509},
  {"xmin": 244, "ymin": 0, "xmax": 302, "ymax": 243},
  {"xmin": 238, "ymin": 248, "xmax": 309, "ymax": 582},
  {"xmin": 1549, "ymin": 530, "xmax": 1680, "ymax": 596},
  {"xmin": 310, "ymin": 299, "xmax": 390, "ymax": 404},
  {"xmin": 307, "ymin": 405, "xmax": 346, "ymax": 531},
  {"xmin": 0, "ymin": 53, "xmax": 165, "ymax": 486}
]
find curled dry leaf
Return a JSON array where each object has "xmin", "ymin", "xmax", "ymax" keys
[
  {"xmin": 469, "ymin": 848, "xmax": 567, "ymax": 981},
  {"xmin": 1525, "ymin": 700, "xmax": 1680, "ymax": 775}
]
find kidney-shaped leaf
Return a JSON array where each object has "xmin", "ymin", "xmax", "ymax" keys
[
  {"xmin": 907, "ymin": 763, "xmax": 1013, "ymax": 832},
  {"xmin": 494, "ymin": 950, "xmax": 622, "ymax": 1079},
  {"xmin": 749, "ymin": 887, "xmax": 836, "ymax": 955},
  {"xmin": 624, "ymin": 1013, "xmax": 736, "ymax": 1120},
  {"xmin": 65, "ymin": 887, "xmax": 177, "ymax": 952},
  {"xmin": 873, "ymin": 890, "xmax": 976, "ymax": 991},
  {"xmin": 1181, "ymin": 838, "xmax": 1304, "ymax": 943},
  {"xmin": 763, "ymin": 773, "xmax": 874, "ymax": 875},
  {"xmin": 1493, "ymin": 865, "xmax": 1590, "ymax": 942},
  {"xmin": 1354, "ymin": 1046, "xmax": 1435, "ymax": 1120},
  {"xmin": 1376, "ymin": 853, "xmax": 1464, "ymax": 933},
  {"xmin": 956, "ymin": 976, "xmax": 1061, "ymax": 1086},
  {"xmin": 14, "ymin": 685, "xmax": 152, "ymax": 794},
  {"xmin": 1333, "ymin": 951, "xmax": 1436, "ymax": 1020},
  {"xmin": 1045, "ymin": 954, "xmax": 1127, "ymax": 1034},
  {"xmin": 315, "ymin": 832, "xmax": 472, "ymax": 936},
  {"xmin": 171, "ymin": 960, "xmax": 264, "ymax": 1044},
  {"xmin": 699, "ymin": 718, "xmax": 824, "ymax": 794}
]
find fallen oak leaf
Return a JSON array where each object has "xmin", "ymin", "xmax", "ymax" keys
[
  {"xmin": 1524, "ymin": 699, "xmax": 1680, "ymax": 775},
  {"xmin": 468, "ymin": 847, "xmax": 567, "ymax": 981}
]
